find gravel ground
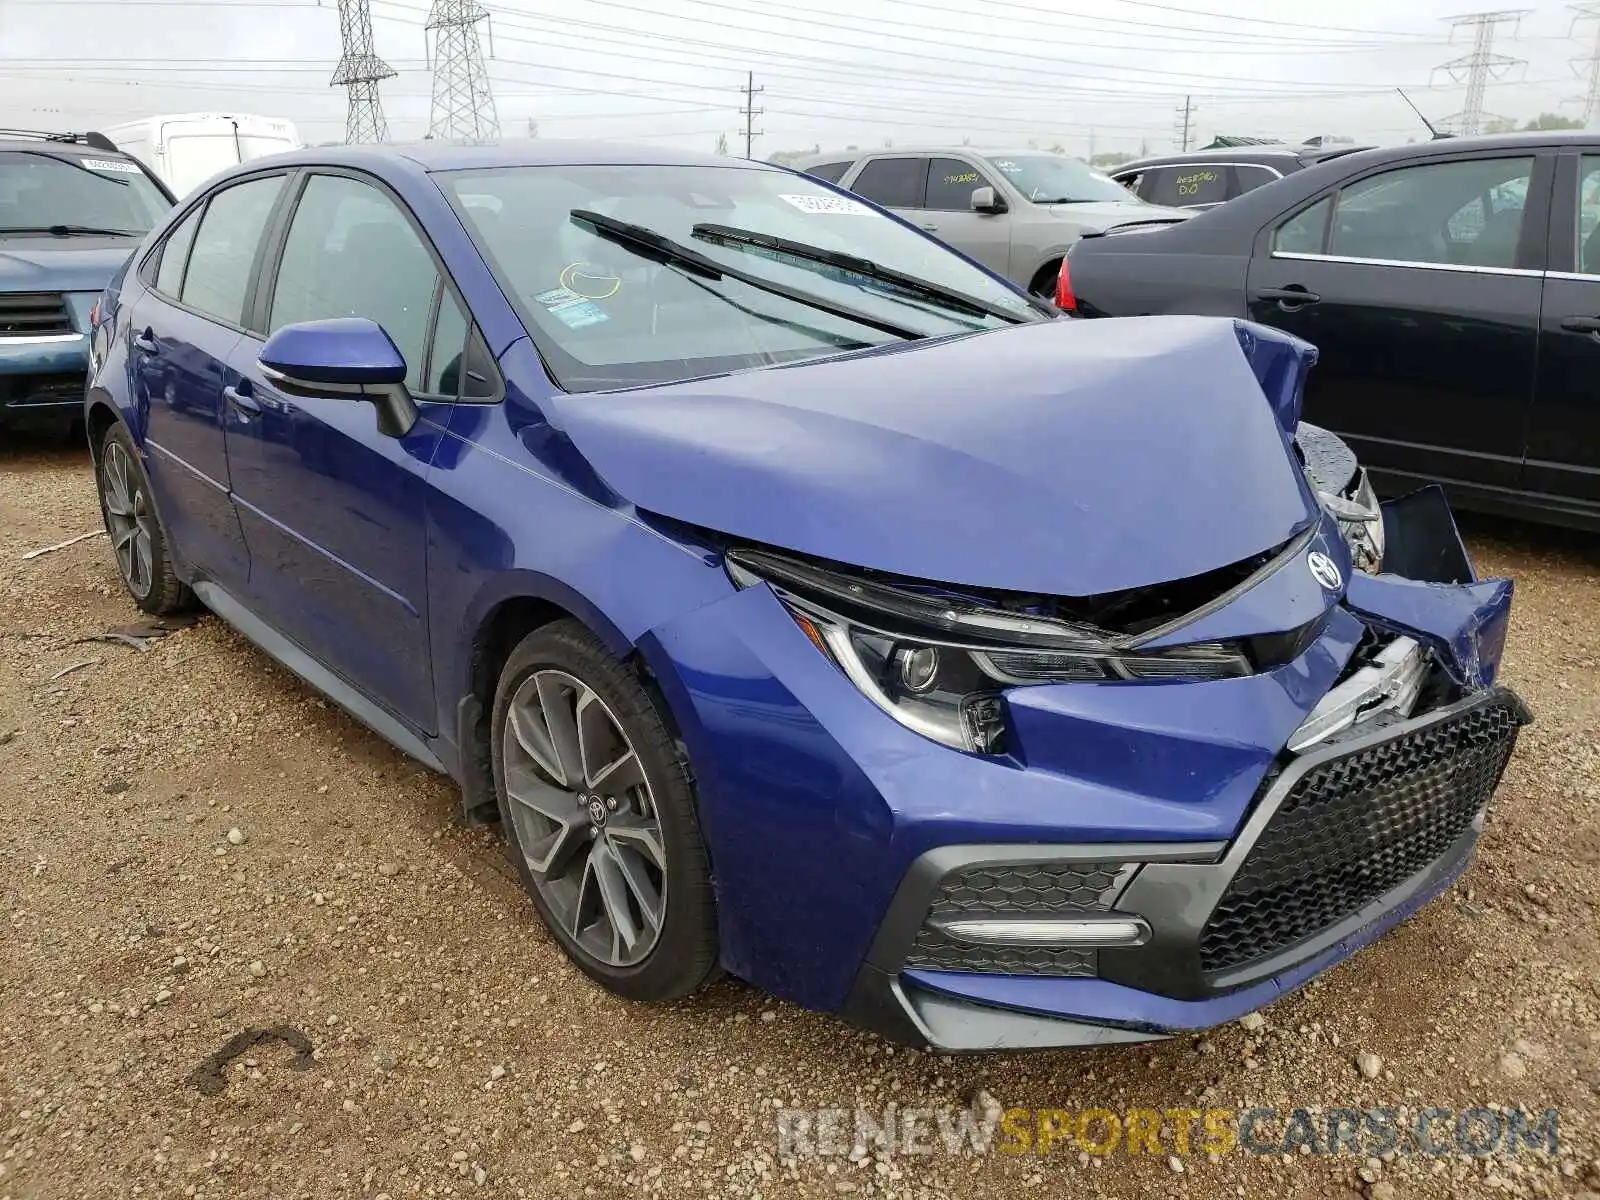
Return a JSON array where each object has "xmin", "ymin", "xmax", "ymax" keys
[{"xmin": 1, "ymin": 430, "xmax": 1597, "ymax": 1200}]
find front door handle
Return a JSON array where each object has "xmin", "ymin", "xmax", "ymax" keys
[
  {"xmin": 1559, "ymin": 315, "xmax": 1600, "ymax": 334},
  {"xmin": 132, "ymin": 329, "xmax": 158, "ymax": 354},
  {"xmin": 222, "ymin": 383, "xmax": 261, "ymax": 415},
  {"xmin": 918, "ymin": 222, "xmax": 939, "ymax": 232},
  {"xmin": 1253, "ymin": 285, "xmax": 1321, "ymax": 309}
]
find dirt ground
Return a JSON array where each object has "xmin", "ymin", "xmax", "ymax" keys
[{"xmin": 1, "ymin": 430, "xmax": 1597, "ymax": 1200}]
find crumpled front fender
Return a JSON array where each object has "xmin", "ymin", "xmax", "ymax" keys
[{"xmin": 1345, "ymin": 486, "xmax": 1514, "ymax": 690}]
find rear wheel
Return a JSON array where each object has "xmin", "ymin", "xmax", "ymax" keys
[
  {"xmin": 490, "ymin": 620, "xmax": 718, "ymax": 1001},
  {"xmin": 95, "ymin": 423, "xmax": 191, "ymax": 614},
  {"xmin": 1029, "ymin": 259, "xmax": 1063, "ymax": 303}
]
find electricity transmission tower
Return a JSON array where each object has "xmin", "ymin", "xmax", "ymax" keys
[
  {"xmin": 1172, "ymin": 95, "xmax": 1195, "ymax": 151},
  {"xmin": 1570, "ymin": 3, "xmax": 1600, "ymax": 126},
  {"xmin": 329, "ymin": 0, "xmax": 395, "ymax": 143},
  {"xmin": 426, "ymin": 0, "xmax": 500, "ymax": 144},
  {"xmin": 740, "ymin": 72, "xmax": 763, "ymax": 159},
  {"xmin": 1434, "ymin": 10, "xmax": 1529, "ymax": 135}
]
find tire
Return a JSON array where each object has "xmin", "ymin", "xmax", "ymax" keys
[
  {"xmin": 1029, "ymin": 260, "xmax": 1063, "ymax": 303},
  {"xmin": 95, "ymin": 421, "xmax": 192, "ymax": 615},
  {"xmin": 490, "ymin": 619, "xmax": 718, "ymax": 1002}
]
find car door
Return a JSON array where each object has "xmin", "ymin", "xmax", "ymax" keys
[
  {"xmin": 1245, "ymin": 150, "xmax": 1549, "ymax": 495},
  {"xmin": 131, "ymin": 173, "xmax": 287, "ymax": 588},
  {"xmin": 222, "ymin": 169, "xmax": 458, "ymax": 734},
  {"xmin": 913, "ymin": 157, "xmax": 1011, "ymax": 275},
  {"xmin": 1528, "ymin": 149, "xmax": 1600, "ymax": 512}
]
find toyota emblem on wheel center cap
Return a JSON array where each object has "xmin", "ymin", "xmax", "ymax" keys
[{"xmin": 1307, "ymin": 550, "xmax": 1343, "ymax": 591}]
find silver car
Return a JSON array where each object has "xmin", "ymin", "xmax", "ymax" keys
[{"xmin": 788, "ymin": 147, "xmax": 1190, "ymax": 297}]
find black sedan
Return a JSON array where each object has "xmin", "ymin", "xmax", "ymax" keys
[{"xmin": 1062, "ymin": 131, "xmax": 1600, "ymax": 532}]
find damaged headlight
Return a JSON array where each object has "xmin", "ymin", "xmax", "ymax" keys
[
  {"xmin": 1318, "ymin": 466, "xmax": 1385, "ymax": 576},
  {"xmin": 1297, "ymin": 422, "xmax": 1384, "ymax": 575},
  {"xmin": 726, "ymin": 549, "xmax": 1250, "ymax": 754}
]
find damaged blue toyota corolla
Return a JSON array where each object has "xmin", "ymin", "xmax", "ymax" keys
[{"xmin": 85, "ymin": 142, "xmax": 1528, "ymax": 1051}]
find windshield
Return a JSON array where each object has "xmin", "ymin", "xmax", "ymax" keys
[
  {"xmin": 983, "ymin": 154, "xmax": 1139, "ymax": 205},
  {"xmin": 440, "ymin": 163, "xmax": 1040, "ymax": 391},
  {"xmin": 0, "ymin": 151, "xmax": 170, "ymax": 234}
]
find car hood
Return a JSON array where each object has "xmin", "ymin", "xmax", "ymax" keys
[
  {"xmin": 1040, "ymin": 200, "xmax": 1191, "ymax": 227},
  {"xmin": 546, "ymin": 315, "xmax": 1318, "ymax": 597},
  {"xmin": 0, "ymin": 237, "xmax": 139, "ymax": 293}
]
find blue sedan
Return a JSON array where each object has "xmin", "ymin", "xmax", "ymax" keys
[{"xmin": 85, "ymin": 140, "xmax": 1528, "ymax": 1052}]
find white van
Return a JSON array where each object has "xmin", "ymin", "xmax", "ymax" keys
[{"xmin": 99, "ymin": 113, "xmax": 302, "ymax": 198}]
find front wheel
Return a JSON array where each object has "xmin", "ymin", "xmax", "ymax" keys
[
  {"xmin": 95, "ymin": 422, "xmax": 191, "ymax": 614},
  {"xmin": 490, "ymin": 620, "xmax": 718, "ymax": 1002}
]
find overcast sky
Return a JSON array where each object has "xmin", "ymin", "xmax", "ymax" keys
[{"xmin": 0, "ymin": 0, "xmax": 1591, "ymax": 158}]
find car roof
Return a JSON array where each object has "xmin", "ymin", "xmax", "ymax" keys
[
  {"xmin": 786, "ymin": 147, "xmax": 1080, "ymax": 168},
  {"xmin": 235, "ymin": 138, "xmax": 776, "ymax": 175},
  {"xmin": 1110, "ymin": 144, "xmax": 1375, "ymax": 172}
]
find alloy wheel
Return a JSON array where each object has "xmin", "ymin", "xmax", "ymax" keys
[
  {"xmin": 501, "ymin": 669, "xmax": 667, "ymax": 968},
  {"xmin": 101, "ymin": 441, "xmax": 155, "ymax": 600}
]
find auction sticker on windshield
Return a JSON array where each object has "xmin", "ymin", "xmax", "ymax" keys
[
  {"xmin": 779, "ymin": 194, "xmax": 872, "ymax": 216},
  {"xmin": 81, "ymin": 158, "xmax": 140, "ymax": 173},
  {"xmin": 534, "ymin": 286, "xmax": 609, "ymax": 329}
]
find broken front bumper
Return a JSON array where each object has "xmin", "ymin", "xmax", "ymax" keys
[{"xmin": 843, "ymin": 685, "xmax": 1529, "ymax": 1051}]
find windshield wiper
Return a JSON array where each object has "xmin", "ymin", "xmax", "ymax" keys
[
  {"xmin": 690, "ymin": 223, "xmax": 1034, "ymax": 324},
  {"xmin": 0, "ymin": 224, "xmax": 140, "ymax": 237},
  {"xmin": 569, "ymin": 209, "xmax": 923, "ymax": 341}
]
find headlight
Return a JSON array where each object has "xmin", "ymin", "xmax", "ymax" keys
[
  {"xmin": 1317, "ymin": 465, "xmax": 1384, "ymax": 575},
  {"xmin": 726, "ymin": 549, "xmax": 1250, "ymax": 754}
]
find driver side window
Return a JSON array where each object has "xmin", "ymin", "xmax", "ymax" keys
[
  {"xmin": 1327, "ymin": 157, "xmax": 1534, "ymax": 269},
  {"xmin": 269, "ymin": 174, "xmax": 439, "ymax": 392}
]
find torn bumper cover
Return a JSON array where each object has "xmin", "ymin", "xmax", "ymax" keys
[{"xmin": 644, "ymin": 474, "xmax": 1528, "ymax": 1053}]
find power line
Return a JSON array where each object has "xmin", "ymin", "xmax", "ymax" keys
[
  {"xmin": 329, "ymin": 0, "xmax": 395, "ymax": 143},
  {"xmin": 425, "ymin": 0, "xmax": 499, "ymax": 143},
  {"xmin": 1434, "ymin": 10, "xmax": 1530, "ymax": 135}
]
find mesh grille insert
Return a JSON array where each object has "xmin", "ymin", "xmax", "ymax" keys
[
  {"xmin": 1200, "ymin": 694, "xmax": 1524, "ymax": 975},
  {"xmin": 903, "ymin": 862, "xmax": 1126, "ymax": 977}
]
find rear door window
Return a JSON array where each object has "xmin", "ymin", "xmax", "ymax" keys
[
  {"xmin": 179, "ymin": 174, "xmax": 284, "ymax": 326},
  {"xmin": 850, "ymin": 157, "xmax": 927, "ymax": 208},
  {"xmin": 1577, "ymin": 155, "xmax": 1600, "ymax": 273},
  {"xmin": 1142, "ymin": 165, "xmax": 1230, "ymax": 207}
]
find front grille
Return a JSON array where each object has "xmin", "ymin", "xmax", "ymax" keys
[
  {"xmin": 3, "ymin": 373, "xmax": 83, "ymax": 406},
  {"xmin": 0, "ymin": 292, "xmax": 73, "ymax": 337},
  {"xmin": 1200, "ymin": 693, "xmax": 1525, "ymax": 974},
  {"xmin": 903, "ymin": 862, "xmax": 1127, "ymax": 977}
]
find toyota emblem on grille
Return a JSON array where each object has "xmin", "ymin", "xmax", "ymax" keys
[{"xmin": 1307, "ymin": 550, "xmax": 1343, "ymax": 591}]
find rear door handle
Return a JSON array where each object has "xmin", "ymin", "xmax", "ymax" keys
[
  {"xmin": 132, "ymin": 329, "xmax": 158, "ymax": 354},
  {"xmin": 1253, "ymin": 286, "xmax": 1321, "ymax": 309},
  {"xmin": 222, "ymin": 383, "xmax": 260, "ymax": 415},
  {"xmin": 1559, "ymin": 315, "xmax": 1600, "ymax": 334}
]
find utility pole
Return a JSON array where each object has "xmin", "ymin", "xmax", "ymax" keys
[
  {"xmin": 1434, "ymin": 10, "xmax": 1529, "ymax": 135},
  {"xmin": 426, "ymin": 0, "xmax": 500, "ymax": 144},
  {"xmin": 740, "ymin": 71, "xmax": 763, "ymax": 160},
  {"xmin": 327, "ymin": 0, "xmax": 395, "ymax": 143},
  {"xmin": 1570, "ymin": 3, "xmax": 1600, "ymax": 127},
  {"xmin": 1172, "ymin": 95, "xmax": 1195, "ymax": 152}
]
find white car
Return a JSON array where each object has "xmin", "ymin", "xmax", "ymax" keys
[{"xmin": 790, "ymin": 147, "xmax": 1190, "ymax": 297}]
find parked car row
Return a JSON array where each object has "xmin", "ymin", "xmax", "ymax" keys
[
  {"xmin": 1061, "ymin": 131, "xmax": 1600, "ymax": 533},
  {"xmin": 789, "ymin": 147, "xmax": 1190, "ymax": 296}
]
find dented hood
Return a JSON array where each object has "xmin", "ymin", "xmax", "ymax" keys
[{"xmin": 546, "ymin": 315, "xmax": 1320, "ymax": 597}]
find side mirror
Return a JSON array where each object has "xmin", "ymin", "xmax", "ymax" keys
[
  {"xmin": 970, "ymin": 186, "xmax": 1007, "ymax": 215},
  {"xmin": 259, "ymin": 317, "xmax": 418, "ymax": 438}
]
